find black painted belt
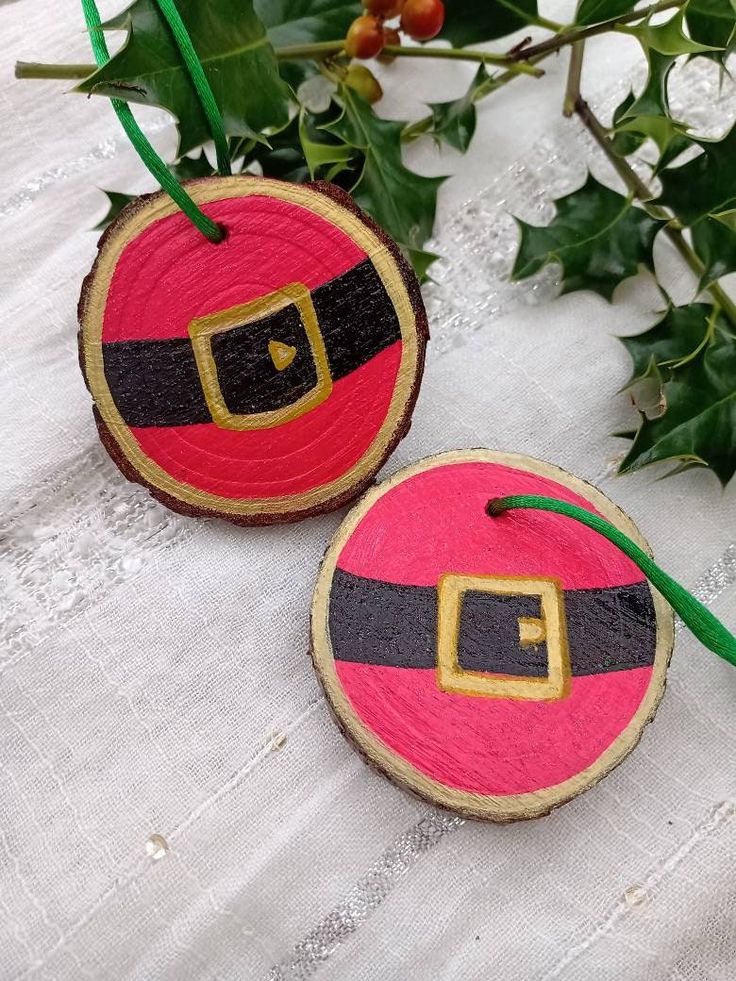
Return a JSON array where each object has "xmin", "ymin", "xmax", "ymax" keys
[
  {"xmin": 329, "ymin": 569, "xmax": 657, "ymax": 679},
  {"xmin": 102, "ymin": 258, "xmax": 402, "ymax": 428}
]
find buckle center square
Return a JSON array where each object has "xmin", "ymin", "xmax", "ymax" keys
[
  {"xmin": 436, "ymin": 573, "xmax": 571, "ymax": 701},
  {"xmin": 457, "ymin": 590, "xmax": 549, "ymax": 677},
  {"xmin": 188, "ymin": 283, "xmax": 333, "ymax": 431}
]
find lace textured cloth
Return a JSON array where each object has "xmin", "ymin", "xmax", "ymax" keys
[{"xmin": 2, "ymin": 1, "xmax": 735, "ymax": 978}]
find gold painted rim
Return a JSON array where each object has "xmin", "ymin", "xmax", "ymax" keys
[
  {"xmin": 310, "ymin": 449, "xmax": 674, "ymax": 822},
  {"xmin": 81, "ymin": 177, "xmax": 421, "ymax": 517}
]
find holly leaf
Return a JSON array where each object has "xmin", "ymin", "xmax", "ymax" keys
[
  {"xmin": 612, "ymin": 48, "xmax": 695, "ymax": 163},
  {"xmin": 77, "ymin": 0, "xmax": 292, "ymax": 156},
  {"xmin": 437, "ymin": 0, "xmax": 539, "ymax": 47},
  {"xmin": 620, "ymin": 49, "xmax": 675, "ymax": 119},
  {"xmin": 658, "ymin": 124, "xmax": 736, "ymax": 224},
  {"xmin": 93, "ymin": 190, "xmax": 135, "ymax": 230},
  {"xmin": 299, "ymin": 109, "xmax": 356, "ymax": 180},
  {"xmin": 686, "ymin": 0, "xmax": 736, "ymax": 59},
  {"xmin": 628, "ymin": 10, "xmax": 721, "ymax": 56},
  {"xmin": 691, "ymin": 211, "xmax": 736, "ymax": 288},
  {"xmin": 425, "ymin": 63, "xmax": 491, "ymax": 152},
  {"xmin": 617, "ymin": 114, "xmax": 691, "ymax": 156},
  {"xmin": 651, "ymin": 132, "xmax": 693, "ymax": 175},
  {"xmin": 326, "ymin": 87, "xmax": 446, "ymax": 274},
  {"xmin": 241, "ymin": 115, "xmax": 310, "ymax": 182},
  {"xmin": 610, "ymin": 92, "xmax": 645, "ymax": 156},
  {"xmin": 255, "ymin": 0, "xmax": 361, "ymax": 46},
  {"xmin": 575, "ymin": 0, "xmax": 635, "ymax": 27},
  {"xmin": 256, "ymin": 0, "xmax": 361, "ymax": 87},
  {"xmin": 619, "ymin": 307, "xmax": 736, "ymax": 485},
  {"xmin": 512, "ymin": 175, "xmax": 662, "ymax": 300},
  {"xmin": 168, "ymin": 149, "xmax": 215, "ymax": 181},
  {"xmin": 406, "ymin": 248, "xmax": 440, "ymax": 284},
  {"xmin": 620, "ymin": 303, "xmax": 715, "ymax": 380},
  {"xmin": 619, "ymin": 11, "xmax": 722, "ymax": 161}
]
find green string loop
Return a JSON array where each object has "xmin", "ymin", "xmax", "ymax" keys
[
  {"xmin": 80, "ymin": 0, "xmax": 224, "ymax": 241},
  {"xmin": 487, "ymin": 494, "xmax": 736, "ymax": 668},
  {"xmin": 153, "ymin": 0, "xmax": 231, "ymax": 176}
]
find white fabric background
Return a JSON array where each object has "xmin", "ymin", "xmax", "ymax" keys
[{"xmin": 1, "ymin": 1, "xmax": 735, "ymax": 979}]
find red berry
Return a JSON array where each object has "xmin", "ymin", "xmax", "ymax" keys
[
  {"xmin": 345, "ymin": 15, "xmax": 386, "ymax": 59},
  {"xmin": 378, "ymin": 27, "xmax": 401, "ymax": 63},
  {"xmin": 363, "ymin": 0, "xmax": 404, "ymax": 15},
  {"xmin": 400, "ymin": 0, "xmax": 445, "ymax": 40}
]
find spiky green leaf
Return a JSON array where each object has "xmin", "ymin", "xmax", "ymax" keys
[
  {"xmin": 256, "ymin": 0, "xmax": 361, "ymax": 47},
  {"xmin": 425, "ymin": 63, "xmax": 491, "ymax": 153},
  {"xmin": 256, "ymin": 1, "xmax": 361, "ymax": 87},
  {"xmin": 621, "ymin": 49, "xmax": 676, "ymax": 119},
  {"xmin": 406, "ymin": 248, "xmax": 440, "ymax": 283},
  {"xmin": 658, "ymin": 124, "xmax": 736, "ymax": 224},
  {"xmin": 620, "ymin": 303, "xmax": 715, "ymax": 379},
  {"xmin": 619, "ymin": 308, "xmax": 736, "ymax": 485},
  {"xmin": 512, "ymin": 175, "xmax": 662, "ymax": 300},
  {"xmin": 616, "ymin": 114, "xmax": 690, "ymax": 155},
  {"xmin": 77, "ymin": 0, "xmax": 291, "ymax": 155},
  {"xmin": 299, "ymin": 109, "xmax": 355, "ymax": 180},
  {"xmin": 326, "ymin": 87, "xmax": 446, "ymax": 275},
  {"xmin": 652, "ymin": 133, "xmax": 693, "ymax": 175},
  {"xmin": 575, "ymin": 0, "xmax": 635, "ymax": 27},
  {"xmin": 610, "ymin": 91, "xmax": 645, "ymax": 156},
  {"xmin": 686, "ymin": 0, "xmax": 736, "ymax": 60},
  {"xmin": 241, "ymin": 115, "xmax": 310, "ymax": 182},
  {"xmin": 691, "ymin": 211, "xmax": 736, "ymax": 288},
  {"xmin": 628, "ymin": 10, "xmax": 721, "ymax": 56},
  {"xmin": 168, "ymin": 150, "xmax": 215, "ymax": 181},
  {"xmin": 437, "ymin": 0, "xmax": 539, "ymax": 47}
]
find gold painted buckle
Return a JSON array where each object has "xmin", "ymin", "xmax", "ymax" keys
[
  {"xmin": 436, "ymin": 574, "xmax": 571, "ymax": 701},
  {"xmin": 188, "ymin": 282, "xmax": 333, "ymax": 431}
]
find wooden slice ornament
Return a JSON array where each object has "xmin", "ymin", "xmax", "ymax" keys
[
  {"xmin": 311, "ymin": 450, "xmax": 674, "ymax": 822},
  {"xmin": 79, "ymin": 176, "xmax": 427, "ymax": 524}
]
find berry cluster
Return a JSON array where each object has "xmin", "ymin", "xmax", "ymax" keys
[{"xmin": 345, "ymin": 0, "xmax": 446, "ymax": 60}]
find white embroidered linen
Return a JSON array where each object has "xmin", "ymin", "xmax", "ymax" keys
[{"xmin": 2, "ymin": 1, "xmax": 735, "ymax": 978}]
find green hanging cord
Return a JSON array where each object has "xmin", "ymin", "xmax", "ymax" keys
[
  {"xmin": 486, "ymin": 494, "xmax": 736, "ymax": 669},
  {"xmin": 80, "ymin": 0, "xmax": 224, "ymax": 242},
  {"xmin": 152, "ymin": 0, "xmax": 231, "ymax": 176}
]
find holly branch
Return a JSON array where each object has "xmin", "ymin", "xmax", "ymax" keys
[
  {"xmin": 14, "ymin": 0, "xmax": 736, "ymax": 485},
  {"xmin": 15, "ymin": 0, "xmax": 686, "ymax": 79}
]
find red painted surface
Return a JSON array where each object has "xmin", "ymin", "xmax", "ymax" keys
[
  {"xmin": 102, "ymin": 195, "xmax": 367, "ymax": 343},
  {"xmin": 336, "ymin": 661, "xmax": 652, "ymax": 795},
  {"xmin": 98, "ymin": 188, "xmax": 405, "ymax": 502},
  {"xmin": 329, "ymin": 458, "xmax": 659, "ymax": 798},
  {"xmin": 131, "ymin": 343, "xmax": 402, "ymax": 498},
  {"xmin": 337, "ymin": 461, "xmax": 646, "ymax": 590}
]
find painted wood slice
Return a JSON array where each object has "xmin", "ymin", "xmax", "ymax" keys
[
  {"xmin": 79, "ymin": 176, "xmax": 427, "ymax": 524},
  {"xmin": 311, "ymin": 450, "xmax": 674, "ymax": 822}
]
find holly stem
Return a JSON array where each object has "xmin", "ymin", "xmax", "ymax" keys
[
  {"xmin": 15, "ymin": 0, "xmax": 686, "ymax": 82},
  {"xmin": 562, "ymin": 42, "xmax": 585, "ymax": 118},
  {"xmin": 401, "ymin": 52, "xmax": 550, "ymax": 143},
  {"xmin": 511, "ymin": 0, "xmax": 683, "ymax": 62},
  {"xmin": 401, "ymin": 116, "xmax": 434, "ymax": 141},
  {"xmin": 487, "ymin": 51, "xmax": 550, "ymax": 86},
  {"xmin": 12, "ymin": 44, "xmax": 535, "ymax": 77},
  {"xmin": 533, "ymin": 15, "xmax": 565, "ymax": 32},
  {"xmin": 15, "ymin": 61, "xmax": 96, "ymax": 79},
  {"xmin": 377, "ymin": 45, "xmax": 529, "ymax": 66},
  {"xmin": 274, "ymin": 40, "xmax": 344, "ymax": 61},
  {"xmin": 574, "ymin": 96, "xmax": 736, "ymax": 327}
]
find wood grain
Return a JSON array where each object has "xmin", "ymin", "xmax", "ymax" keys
[
  {"xmin": 310, "ymin": 450, "xmax": 674, "ymax": 822},
  {"xmin": 79, "ymin": 176, "xmax": 427, "ymax": 525}
]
